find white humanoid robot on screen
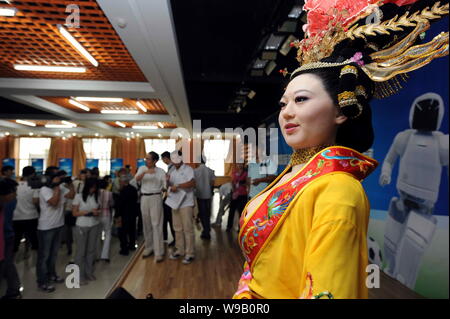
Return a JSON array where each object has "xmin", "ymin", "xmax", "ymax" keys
[{"xmin": 379, "ymin": 92, "xmax": 449, "ymax": 289}]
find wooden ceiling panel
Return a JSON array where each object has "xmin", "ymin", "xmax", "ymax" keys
[
  {"xmin": 0, "ymin": 0, "xmax": 147, "ymax": 81},
  {"xmin": 40, "ymin": 97, "xmax": 169, "ymax": 114}
]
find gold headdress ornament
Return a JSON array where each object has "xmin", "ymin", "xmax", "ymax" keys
[{"xmin": 288, "ymin": 0, "xmax": 449, "ymax": 103}]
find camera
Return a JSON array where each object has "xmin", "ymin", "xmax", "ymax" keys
[
  {"xmin": 27, "ymin": 173, "xmax": 72, "ymax": 189},
  {"xmin": 27, "ymin": 174, "xmax": 47, "ymax": 189}
]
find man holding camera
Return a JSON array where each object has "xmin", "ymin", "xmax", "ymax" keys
[{"xmin": 36, "ymin": 168, "xmax": 75, "ymax": 292}]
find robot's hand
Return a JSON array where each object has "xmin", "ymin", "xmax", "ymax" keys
[{"xmin": 379, "ymin": 173, "xmax": 391, "ymax": 186}]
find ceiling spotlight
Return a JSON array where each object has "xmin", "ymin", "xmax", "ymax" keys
[
  {"xmin": 288, "ymin": 5, "xmax": 303, "ymax": 19},
  {"xmin": 262, "ymin": 34, "xmax": 285, "ymax": 60},
  {"xmin": 72, "ymin": 133, "xmax": 77, "ymax": 136},
  {"xmin": 136, "ymin": 133, "xmax": 140, "ymax": 137},
  {"xmin": 61, "ymin": 131, "xmax": 65, "ymax": 134},
  {"xmin": 58, "ymin": 24, "xmax": 99, "ymax": 67},
  {"xmin": 101, "ymin": 109, "xmax": 138, "ymax": 115},
  {"xmin": 250, "ymin": 59, "xmax": 268, "ymax": 77},
  {"xmin": 75, "ymin": 97, "xmax": 123, "ymax": 102},
  {"xmin": 115, "ymin": 121, "xmax": 126, "ymax": 128},
  {"xmin": 157, "ymin": 122, "xmax": 164, "ymax": 128},
  {"xmin": 14, "ymin": 65, "xmax": 86, "ymax": 73},
  {"xmin": 158, "ymin": 134, "xmax": 162, "ymax": 138},
  {"xmin": 29, "ymin": 132, "xmax": 34, "ymax": 136},
  {"xmin": 126, "ymin": 137, "xmax": 130, "ymax": 141},
  {"xmin": 95, "ymin": 133, "xmax": 99, "ymax": 137},
  {"xmin": 136, "ymin": 101, "xmax": 147, "ymax": 113},
  {"xmin": 5, "ymin": 132, "xmax": 10, "ymax": 136},
  {"xmin": 132, "ymin": 125, "xmax": 158, "ymax": 130},
  {"xmin": 69, "ymin": 99, "xmax": 90, "ymax": 112},
  {"xmin": 16, "ymin": 120, "xmax": 36, "ymax": 127},
  {"xmin": 0, "ymin": 7, "xmax": 17, "ymax": 17},
  {"xmin": 62, "ymin": 121, "xmax": 77, "ymax": 127},
  {"xmin": 45, "ymin": 124, "xmax": 72, "ymax": 129}
]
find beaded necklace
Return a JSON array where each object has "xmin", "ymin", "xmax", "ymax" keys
[{"xmin": 288, "ymin": 144, "xmax": 334, "ymax": 166}]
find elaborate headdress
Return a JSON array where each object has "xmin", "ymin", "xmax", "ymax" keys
[{"xmin": 284, "ymin": 0, "xmax": 449, "ymax": 119}]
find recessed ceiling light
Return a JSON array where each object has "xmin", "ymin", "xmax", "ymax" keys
[
  {"xmin": 45, "ymin": 124, "xmax": 74, "ymax": 129},
  {"xmin": 158, "ymin": 134, "xmax": 162, "ymax": 138},
  {"xmin": 157, "ymin": 122, "xmax": 164, "ymax": 128},
  {"xmin": 16, "ymin": 120, "xmax": 36, "ymax": 127},
  {"xmin": 95, "ymin": 133, "xmax": 99, "ymax": 137},
  {"xmin": 136, "ymin": 101, "xmax": 147, "ymax": 113},
  {"xmin": 75, "ymin": 97, "xmax": 123, "ymax": 102},
  {"xmin": 5, "ymin": 132, "xmax": 10, "ymax": 136},
  {"xmin": 14, "ymin": 65, "xmax": 86, "ymax": 73},
  {"xmin": 57, "ymin": 24, "xmax": 99, "ymax": 67},
  {"xmin": 132, "ymin": 125, "xmax": 158, "ymax": 129},
  {"xmin": 0, "ymin": 7, "xmax": 17, "ymax": 17},
  {"xmin": 115, "ymin": 121, "xmax": 126, "ymax": 128},
  {"xmin": 61, "ymin": 121, "xmax": 77, "ymax": 127},
  {"xmin": 69, "ymin": 99, "xmax": 90, "ymax": 112},
  {"xmin": 101, "ymin": 109, "xmax": 138, "ymax": 115}
]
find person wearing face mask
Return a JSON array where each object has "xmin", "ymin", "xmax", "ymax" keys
[{"xmin": 233, "ymin": 0, "xmax": 448, "ymax": 299}]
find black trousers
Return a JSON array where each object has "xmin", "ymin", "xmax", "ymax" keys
[
  {"xmin": 197, "ymin": 198, "xmax": 212, "ymax": 237},
  {"xmin": 227, "ymin": 195, "xmax": 248, "ymax": 230},
  {"xmin": 13, "ymin": 219, "xmax": 38, "ymax": 252},
  {"xmin": 162, "ymin": 202, "xmax": 175, "ymax": 241},
  {"xmin": 118, "ymin": 214, "xmax": 137, "ymax": 253},
  {"xmin": 0, "ymin": 236, "xmax": 21, "ymax": 297},
  {"xmin": 137, "ymin": 205, "xmax": 143, "ymax": 236}
]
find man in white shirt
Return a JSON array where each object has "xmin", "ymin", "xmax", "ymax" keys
[
  {"xmin": 36, "ymin": 170, "xmax": 75, "ymax": 292},
  {"xmin": 194, "ymin": 159, "xmax": 215, "ymax": 240},
  {"xmin": 12, "ymin": 166, "xmax": 39, "ymax": 252},
  {"xmin": 211, "ymin": 182, "xmax": 232, "ymax": 227},
  {"xmin": 165, "ymin": 151, "xmax": 196, "ymax": 264},
  {"xmin": 135, "ymin": 151, "xmax": 166, "ymax": 262}
]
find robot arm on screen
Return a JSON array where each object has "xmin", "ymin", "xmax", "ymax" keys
[{"xmin": 379, "ymin": 130, "xmax": 412, "ymax": 186}]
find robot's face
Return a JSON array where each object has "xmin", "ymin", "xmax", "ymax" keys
[{"xmin": 410, "ymin": 93, "xmax": 444, "ymax": 131}]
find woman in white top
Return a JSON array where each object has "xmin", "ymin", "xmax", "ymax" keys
[
  {"xmin": 72, "ymin": 178, "xmax": 101, "ymax": 284},
  {"xmin": 135, "ymin": 151, "xmax": 166, "ymax": 262},
  {"xmin": 97, "ymin": 178, "xmax": 114, "ymax": 262}
]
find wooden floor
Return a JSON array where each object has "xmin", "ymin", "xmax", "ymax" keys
[
  {"xmin": 116, "ymin": 225, "xmax": 245, "ymax": 299},
  {"xmin": 110, "ymin": 225, "xmax": 423, "ymax": 299}
]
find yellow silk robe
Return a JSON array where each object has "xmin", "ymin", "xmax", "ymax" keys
[{"xmin": 236, "ymin": 171, "xmax": 372, "ymax": 299}]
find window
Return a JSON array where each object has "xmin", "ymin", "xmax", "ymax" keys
[
  {"xmin": 144, "ymin": 139, "xmax": 176, "ymax": 171},
  {"xmin": 18, "ymin": 137, "xmax": 51, "ymax": 176},
  {"xmin": 82, "ymin": 138, "xmax": 112, "ymax": 177},
  {"xmin": 203, "ymin": 139, "xmax": 230, "ymax": 176}
]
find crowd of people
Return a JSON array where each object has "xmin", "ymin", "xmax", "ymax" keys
[{"xmin": 0, "ymin": 148, "xmax": 277, "ymax": 299}]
